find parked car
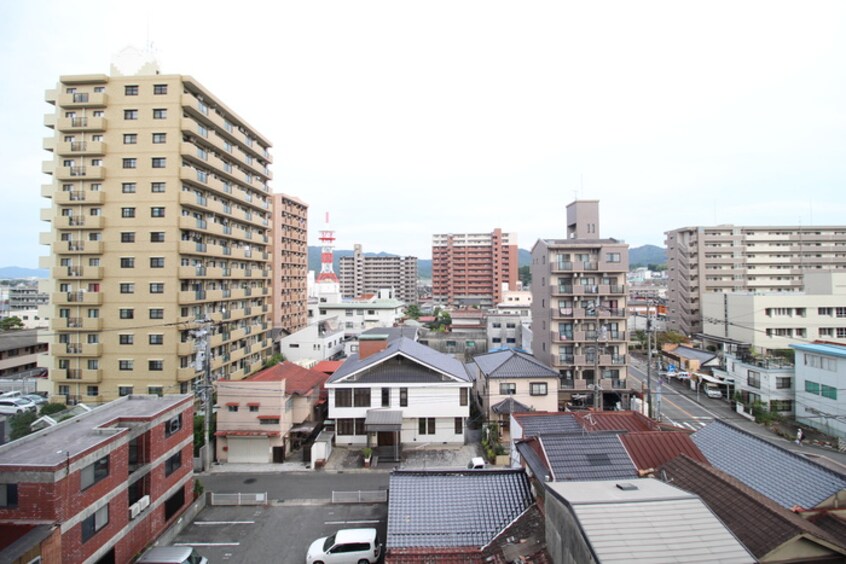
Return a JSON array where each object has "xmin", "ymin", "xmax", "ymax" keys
[
  {"xmin": 704, "ymin": 384, "xmax": 723, "ymax": 399},
  {"xmin": 0, "ymin": 398, "xmax": 37, "ymax": 415},
  {"xmin": 467, "ymin": 457, "xmax": 487, "ymax": 469},
  {"xmin": 135, "ymin": 546, "xmax": 207, "ymax": 564},
  {"xmin": 306, "ymin": 528, "xmax": 382, "ymax": 564},
  {"xmin": 23, "ymin": 394, "xmax": 48, "ymax": 406}
]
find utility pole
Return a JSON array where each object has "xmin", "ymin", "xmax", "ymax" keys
[
  {"xmin": 191, "ymin": 319, "xmax": 213, "ymax": 472},
  {"xmin": 646, "ymin": 300, "xmax": 654, "ymax": 419}
]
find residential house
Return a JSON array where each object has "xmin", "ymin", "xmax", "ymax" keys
[
  {"xmin": 0, "ymin": 395, "xmax": 194, "ymax": 564},
  {"xmin": 277, "ymin": 316, "xmax": 345, "ymax": 363},
  {"xmin": 714, "ymin": 352, "xmax": 794, "ymax": 415},
  {"xmin": 486, "ymin": 313, "xmax": 525, "ymax": 351},
  {"xmin": 545, "ymin": 478, "xmax": 755, "ymax": 563},
  {"xmin": 469, "ymin": 349, "xmax": 559, "ymax": 443},
  {"xmin": 310, "ymin": 289, "xmax": 406, "ymax": 339},
  {"xmin": 386, "ymin": 469, "xmax": 547, "ymax": 563},
  {"xmin": 791, "ymin": 342, "xmax": 846, "ymax": 441},
  {"xmin": 692, "ymin": 420, "xmax": 846, "ymax": 510},
  {"xmin": 215, "ymin": 361, "xmax": 327, "ymax": 463},
  {"xmin": 660, "ymin": 454, "xmax": 846, "ymax": 562},
  {"xmin": 326, "ymin": 334, "xmax": 472, "ymax": 460}
]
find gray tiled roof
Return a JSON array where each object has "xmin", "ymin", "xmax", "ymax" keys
[
  {"xmin": 361, "ymin": 326, "xmax": 419, "ymax": 342},
  {"xmin": 491, "ymin": 397, "xmax": 531, "ymax": 415},
  {"xmin": 692, "ymin": 420, "xmax": 846, "ymax": 509},
  {"xmin": 516, "ymin": 440, "xmax": 550, "ymax": 480},
  {"xmin": 387, "ymin": 469, "xmax": 533, "ymax": 549},
  {"xmin": 473, "ymin": 349, "xmax": 559, "ymax": 379},
  {"xmin": 514, "ymin": 413, "xmax": 582, "ymax": 437},
  {"xmin": 540, "ymin": 432, "xmax": 638, "ymax": 481},
  {"xmin": 329, "ymin": 337, "xmax": 470, "ymax": 384},
  {"xmin": 670, "ymin": 345, "xmax": 717, "ymax": 364}
]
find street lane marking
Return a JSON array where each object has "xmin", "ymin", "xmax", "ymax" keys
[
  {"xmin": 195, "ymin": 521, "xmax": 255, "ymax": 525},
  {"xmin": 174, "ymin": 542, "xmax": 241, "ymax": 547},
  {"xmin": 325, "ymin": 520, "xmax": 381, "ymax": 525}
]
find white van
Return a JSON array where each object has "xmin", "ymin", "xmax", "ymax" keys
[
  {"xmin": 704, "ymin": 384, "xmax": 722, "ymax": 399},
  {"xmin": 306, "ymin": 528, "xmax": 382, "ymax": 564},
  {"xmin": 135, "ymin": 547, "xmax": 207, "ymax": 564}
]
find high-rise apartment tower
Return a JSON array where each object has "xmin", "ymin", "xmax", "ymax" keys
[
  {"xmin": 339, "ymin": 244, "xmax": 418, "ymax": 304},
  {"xmin": 271, "ymin": 193, "xmax": 308, "ymax": 334},
  {"xmin": 665, "ymin": 225, "xmax": 846, "ymax": 336},
  {"xmin": 40, "ymin": 61, "xmax": 273, "ymax": 403}
]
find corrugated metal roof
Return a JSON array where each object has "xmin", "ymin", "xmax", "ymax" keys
[
  {"xmin": 692, "ymin": 420, "xmax": 846, "ymax": 509},
  {"xmin": 546, "ymin": 479, "xmax": 755, "ymax": 563},
  {"xmin": 387, "ymin": 469, "xmax": 533, "ymax": 549},
  {"xmin": 660, "ymin": 454, "xmax": 846, "ymax": 559},
  {"xmin": 539, "ymin": 432, "xmax": 638, "ymax": 481},
  {"xmin": 620, "ymin": 431, "xmax": 708, "ymax": 471},
  {"xmin": 513, "ymin": 412, "xmax": 582, "ymax": 437},
  {"xmin": 473, "ymin": 350, "xmax": 559, "ymax": 379}
]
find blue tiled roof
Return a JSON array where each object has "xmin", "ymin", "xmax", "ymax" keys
[
  {"xmin": 473, "ymin": 349, "xmax": 559, "ymax": 379},
  {"xmin": 540, "ymin": 432, "xmax": 638, "ymax": 481},
  {"xmin": 329, "ymin": 337, "xmax": 470, "ymax": 384},
  {"xmin": 387, "ymin": 469, "xmax": 533, "ymax": 548},
  {"xmin": 692, "ymin": 420, "xmax": 846, "ymax": 509}
]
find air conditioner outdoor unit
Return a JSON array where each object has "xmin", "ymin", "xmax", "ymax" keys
[
  {"xmin": 130, "ymin": 502, "xmax": 142, "ymax": 520},
  {"xmin": 138, "ymin": 494, "xmax": 151, "ymax": 511}
]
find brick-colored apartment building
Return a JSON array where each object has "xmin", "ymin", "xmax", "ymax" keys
[
  {"xmin": 432, "ymin": 228, "xmax": 518, "ymax": 308},
  {"xmin": 271, "ymin": 193, "xmax": 309, "ymax": 334},
  {"xmin": 0, "ymin": 394, "xmax": 195, "ymax": 563}
]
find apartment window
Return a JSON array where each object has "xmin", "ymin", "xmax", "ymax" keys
[
  {"xmin": 775, "ymin": 377, "xmax": 792, "ymax": 389},
  {"xmin": 353, "ymin": 388, "xmax": 371, "ymax": 407},
  {"xmin": 530, "ymin": 382, "xmax": 548, "ymax": 396},
  {"xmin": 151, "ymin": 157, "xmax": 166, "ymax": 169},
  {"xmin": 151, "ymin": 206, "xmax": 166, "ymax": 217},
  {"xmin": 124, "ymin": 109, "xmax": 138, "ymax": 119},
  {"xmin": 164, "ymin": 488, "xmax": 185, "ymax": 521},
  {"xmin": 149, "ymin": 334, "xmax": 164, "ymax": 345},
  {"xmin": 164, "ymin": 452, "xmax": 182, "ymax": 476},
  {"xmin": 87, "ymin": 359, "xmax": 99, "ymax": 370},
  {"xmin": 153, "ymin": 108, "xmax": 167, "ymax": 119},
  {"xmin": 400, "ymin": 387, "xmax": 408, "ymax": 407},
  {"xmin": 81, "ymin": 456, "xmax": 109, "ymax": 490},
  {"xmin": 249, "ymin": 405, "xmax": 259, "ymax": 412},
  {"xmin": 81, "ymin": 504, "xmax": 109, "ymax": 543},
  {"xmin": 150, "ymin": 257, "xmax": 165, "ymax": 268},
  {"xmin": 120, "ymin": 257, "xmax": 135, "ymax": 268},
  {"xmin": 121, "ymin": 182, "xmax": 136, "ymax": 193},
  {"xmin": 500, "ymin": 383, "xmax": 516, "ymax": 395},
  {"xmin": 125, "ymin": 85, "xmax": 139, "ymax": 95},
  {"xmin": 337, "ymin": 418, "xmax": 354, "ymax": 435},
  {"xmin": 838, "ymin": 307, "xmax": 846, "ymax": 318},
  {"xmin": 606, "ymin": 252, "xmax": 621, "ymax": 263},
  {"xmin": 151, "ymin": 232, "xmax": 165, "ymax": 242},
  {"xmin": 460, "ymin": 388, "xmax": 468, "ymax": 406},
  {"xmin": 151, "ymin": 182, "xmax": 166, "ymax": 193},
  {"xmin": 822, "ymin": 384, "xmax": 838, "ymax": 400},
  {"xmin": 152, "ymin": 132, "xmax": 166, "ymax": 144},
  {"xmin": 819, "ymin": 307, "xmax": 833, "ymax": 316},
  {"xmin": 418, "ymin": 418, "xmax": 436, "ymax": 435},
  {"xmin": 381, "ymin": 387, "xmax": 390, "ymax": 407},
  {"xmin": 153, "ymin": 84, "xmax": 168, "ymax": 95},
  {"xmin": 118, "ymin": 362, "xmax": 133, "ymax": 373},
  {"xmin": 149, "ymin": 308, "xmax": 164, "ymax": 319},
  {"xmin": 123, "ymin": 160, "xmax": 137, "ymax": 172},
  {"xmin": 747, "ymin": 371, "xmax": 761, "ymax": 389},
  {"xmin": 0, "ymin": 484, "xmax": 18, "ymax": 508},
  {"xmin": 770, "ymin": 399, "xmax": 794, "ymax": 412},
  {"xmin": 87, "ymin": 308, "xmax": 99, "ymax": 318},
  {"xmin": 86, "ymin": 385, "xmax": 99, "ymax": 396},
  {"xmin": 335, "ymin": 388, "xmax": 352, "ymax": 407},
  {"xmin": 150, "ymin": 283, "xmax": 164, "ymax": 294},
  {"xmin": 119, "ymin": 308, "xmax": 134, "ymax": 319},
  {"xmin": 119, "ymin": 334, "xmax": 134, "ymax": 345},
  {"xmin": 149, "ymin": 360, "xmax": 163, "ymax": 371},
  {"xmin": 148, "ymin": 386, "xmax": 163, "ymax": 396},
  {"xmin": 119, "ymin": 283, "xmax": 134, "ymax": 294},
  {"xmin": 123, "ymin": 133, "xmax": 137, "ymax": 144},
  {"xmin": 121, "ymin": 232, "xmax": 135, "ymax": 243}
]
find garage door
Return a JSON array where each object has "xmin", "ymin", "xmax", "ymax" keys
[{"xmin": 228, "ymin": 437, "xmax": 270, "ymax": 463}]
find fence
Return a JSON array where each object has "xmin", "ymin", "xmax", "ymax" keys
[
  {"xmin": 210, "ymin": 492, "xmax": 268, "ymax": 506},
  {"xmin": 331, "ymin": 490, "xmax": 388, "ymax": 504}
]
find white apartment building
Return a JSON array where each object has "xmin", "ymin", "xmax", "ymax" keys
[
  {"xmin": 790, "ymin": 343, "xmax": 846, "ymax": 441},
  {"xmin": 714, "ymin": 353, "xmax": 795, "ymax": 414},
  {"xmin": 702, "ymin": 272, "xmax": 846, "ymax": 354}
]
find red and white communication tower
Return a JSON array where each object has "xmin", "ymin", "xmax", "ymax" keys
[{"xmin": 316, "ymin": 212, "xmax": 339, "ymax": 283}]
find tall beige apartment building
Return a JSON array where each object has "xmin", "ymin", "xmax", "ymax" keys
[
  {"xmin": 271, "ymin": 193, "xmax": 309, "ymax": 334},
  {"xmin": 40, "ymin": 64, "xmax": 273, "ymax": 403},
  {"xmin": 338, "ymin": 244, "xmax": 418, "ymax": 304},
  {"xmin": 432, "ymin": 228, "xmax": 518, "ymax": 307},
  {"xmin": 531, "ymin": 201, "xmax": 630, "ymax": 410},
  {"xmin": 665, "ymin": 225, "xmax": 846, "ymax": 336}
]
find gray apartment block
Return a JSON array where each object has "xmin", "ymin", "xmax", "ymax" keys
[{"xmin": 339, "ymin": 244, "xmax": 418, "ymax": 304}]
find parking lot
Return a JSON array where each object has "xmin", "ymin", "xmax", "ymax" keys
[{"xmin": 173, "ymin": 502, "xmax": 387, "ymax": 563}]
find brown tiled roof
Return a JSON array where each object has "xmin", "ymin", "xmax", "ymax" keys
[
  {"xmin": 313, "ymin": 360, "xmax": 344, "ymax": 374},
  {"xmin": 620, "ymin": 431, "xmax": 708, "ymax": 471},
  {"xmin": 248, "ymin": 361, "xmax": 328, "ymax": 395},
  {"xmin": 574, "ymin": 411, "xmax": 661, "ymax": 433},
  {"xmin": 808, "ymin": 511, "xmax": 846, "ymax": 546},
  {"xmin": 659, "ymin": 455, "xmax": 846, "ymax": 559}
]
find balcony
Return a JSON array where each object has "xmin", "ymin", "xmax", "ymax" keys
[
  {"xmin": 51, "ymin": 266, "xmax": 103, "ymax": 280},
  {"xmin": 56, "ymin": 166, "xmax": 105, "ymax": 181},
  {"xmin": 56, "ymin": 140, "xmax": 107, "ymax": 157},
  {"xmin": 63, "ymin": 317, "xmax": 103, "ymax": 331},
  {"xmin": 59, "ymin": 368, "xmax": 102, "ymax": 383},
  {"xmin": 52, "ymin": 291, "xmax": 103, "ymax": 305},
  {"xmin": 64, "ymin": 343, "xmax": 102, "ymax": 356},
  {"xmin": 57, "ymin": 116, "xmax": 107, "ymax": 132},
  {"xmin": 58, "ymin": 92, "xmax": 108, "ymax": 108},
  {"xmin": 54, "ymin": 190, "xmax": 105, "ymax": 205}
]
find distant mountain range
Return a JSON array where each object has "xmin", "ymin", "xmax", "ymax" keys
[
  {"xmin": 0, "ymin": 267, "xmax": 49, "ymax": 279},
  {"xmin": 307, "ymin": 244, "xmax": 666, "ymax": 279}
]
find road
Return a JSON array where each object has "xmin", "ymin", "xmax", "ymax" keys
[{"xmin": 198, "ymin": 471, "xmax": 390, "ymax": 502}]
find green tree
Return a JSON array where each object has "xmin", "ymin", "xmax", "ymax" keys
[
  {"xmin": 631, "ymin": 330, "xmax": 647, "ymax": 350},
  {"xmin": 194, "ymin": 414, "xmax": 216, "ymax": 455},
  {"xmin": 655, "ymin": 330, "xmax": 687, "ymax": 349},
  {"xmin": 263, "ymin": 353, "xmax": 285, "ymax": 368},
  {"xmin": 519, "ymin": 265, "xmax": 532, "ymax": 287},
  {"xmin": 40, "ymin": 403, "xmax": 67, "ymax": 416},
  {"xmin": 10, "ymin": 411, "xmax": 37, "ymax": 440},
  {"xmin": 405, "ymin": 304, "xmax": 421, "ymax": 320},
  {"xmin": 0, "ymin": 316, "xmax": 24, "ymax": 331}
]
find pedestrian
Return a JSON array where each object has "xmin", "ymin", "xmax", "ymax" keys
[{"xmin": 795, "ymin": 428, "xmax": 803, "ymax": 446}]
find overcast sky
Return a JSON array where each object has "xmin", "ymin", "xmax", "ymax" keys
[{"xmin": 1, "ymin": 0, "xmax": 844, "ymax": 268}]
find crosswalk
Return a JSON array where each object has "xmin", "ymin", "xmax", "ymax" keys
[{"xmin": 662, "ymin": 416, "xmax": 712, "ymax": 432}]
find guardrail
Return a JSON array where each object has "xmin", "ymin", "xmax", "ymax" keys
[
  {"xmin": 210, "ymin": 492, "xmax": 268, "ymax": 506},
  {"xmin": 331, "ymin": 490, "xmax": 388, "ymax": 503}
]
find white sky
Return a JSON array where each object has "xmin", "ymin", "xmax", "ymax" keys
[{"xmin": 1, "ymin": 0, "xmax": 844, "ymax": 268}]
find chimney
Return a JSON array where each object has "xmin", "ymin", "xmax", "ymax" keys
[{"xmin": 359, "ymin": 334, "xmax": 390, "ymax": 360}]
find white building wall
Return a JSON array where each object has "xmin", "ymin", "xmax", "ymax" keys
[{"xmin": 793, "ymin": 349, "xmax": 846, "ymax": 440}]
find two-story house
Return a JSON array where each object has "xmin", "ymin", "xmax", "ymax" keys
[
  {"xmin": 215, "ymin": 361, "xmax": 327, "ymax": 464},
  {"xmin": 469, "ymin": 349, "xmax": 559, "ymax": 443},
  {"xmin": 326, "ymin": 333, "xmax": 472, "ymax": 461}
]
